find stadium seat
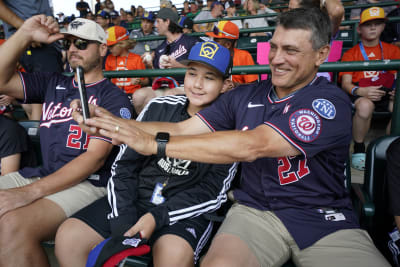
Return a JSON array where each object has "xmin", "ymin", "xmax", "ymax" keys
[
  {"xmin": 352, "ymin": 135, "xmax": 400, "ymax": 264},
  {"xmin": 18, "ymin": 120, "xmax": 42, "ymax": 166}
]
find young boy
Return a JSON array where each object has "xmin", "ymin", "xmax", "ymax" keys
[
  {"xmin": 105, "ymin": 26, "xmax": 149, "ymax": 97},
  {"xmin": 55, "ymin": 41, "xmax": 237, "ymax": 267},
  {"xmin": 339, "ymin": 6, "xmax": 400, "ymax": 170}
]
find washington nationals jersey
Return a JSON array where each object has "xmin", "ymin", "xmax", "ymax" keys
[
  {"xmin": 18, "ymin": 72, "xmax": 133, "ymax": 187},
  {"xmin": 153, "ymin": 34, "xmax": 200, "ymax": 85},
  {"xmin": 197, "ymin": 77, "xmax": 359, "ymax": 249}
]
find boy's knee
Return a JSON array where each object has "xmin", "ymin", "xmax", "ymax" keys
[{"xmin": 354, "ymin": 98, "xmax": 374, "ymax": 118}]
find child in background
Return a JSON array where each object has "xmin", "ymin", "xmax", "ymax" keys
[
  {"xmin": 105, "ymin": 26, "xmax": 149, "ymax": 98},
  {"xmin": 339, "ymin": 7, "xmax": 400, "ymax": 171}
]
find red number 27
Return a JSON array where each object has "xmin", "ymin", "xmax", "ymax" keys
[
  {"xmin": 277, "ymin": 156, "xmax": 310, "ymax": 185},
  {"xmin": 66, "ymin": 124, "xmax": 90, "ymax": 149}
]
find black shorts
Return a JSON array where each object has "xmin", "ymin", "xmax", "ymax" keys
[{"xmin": 72, "ymin": 197, "xmax": 214, "ymax": 259}]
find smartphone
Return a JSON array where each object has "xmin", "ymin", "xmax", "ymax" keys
[{"xmin": 76, "ymin": 66, "xmax": 90, "ymax": 121}]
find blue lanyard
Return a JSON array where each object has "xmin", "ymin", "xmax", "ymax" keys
[{"xmin": 359, "ymin": 41, "xmax": 384, "ymax": 61}]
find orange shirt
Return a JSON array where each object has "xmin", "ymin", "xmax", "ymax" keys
[
  {"xmin": 232, "ymin": 48, "xmax": 258, "ymax": 84},
  {"xmin": 105, "ymin": 52, "xmax": 146, "ymax": 94},
  {"xmin": 339, "ymin": 41, "xmax": 400, "ymax": 84}
]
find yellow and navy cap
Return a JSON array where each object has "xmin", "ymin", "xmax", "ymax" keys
[{"xmin": 181, "ymin": 41, "xmax": 232, "ymax": 78}]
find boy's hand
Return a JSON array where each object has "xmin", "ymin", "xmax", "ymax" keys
[
  {"xmin": 357, "ymin": 85, "xmax": 386, "ymax": 101},
  {"xmin": 124, "ymin": 213, "xmax": 156, "ymax": 240}
]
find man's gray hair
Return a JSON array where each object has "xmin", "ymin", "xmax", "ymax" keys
[{"xmin": 277, "ymin": 8, "xmax": 331, "ymax": 50}]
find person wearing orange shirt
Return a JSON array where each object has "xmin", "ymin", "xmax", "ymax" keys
[
  {"xmin": 105, "ymin": 26, "xmax": 149, "ymax": 97},
  {"xmin": 339, "ymin": 7, "xmax": 400, "ymax": 171},
  {"xmin": 206, "ymin": 20, "xmax": 258, "ymax": 86}
]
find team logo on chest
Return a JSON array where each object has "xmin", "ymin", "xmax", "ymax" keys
[
  {"xmin": 312, "ymin": 99, "xmax": 336, "ymax": 119},
  {"xmin": 289, "ymin": 109, "xmax": 321, "ymax": 142}
]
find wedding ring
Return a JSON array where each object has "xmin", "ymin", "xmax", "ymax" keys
[{"xmin": 114, "ymin": 125, "xmax": 120, "ymax": 133}]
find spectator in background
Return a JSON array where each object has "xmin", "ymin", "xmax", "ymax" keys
[
  {"xmin": 94, "ymin": 0, "xmax": 102, "ymax": 15},
  {"xmin": 110, "ymin": 10, "xmax": 128, "ymax": 28},
  {"xmin": 130, "ymin": 11, "xmax": 163, "ymax": 56},
  {"xmin": 0, "ymin": 115, "xmax": 37, "ymax": 176},
  {"xmin": 381, "ymin": 7, "xmax": 400, "ymax": 48},
  {"xmin": 130, "ymin": 5, "xmax": 137, "ymax": 18},
  {"xmin": 259, "ymin": 0, "xmax": 278, "ymax": 26},
  {"xmin": 243, "ymin": 0, "xmax": 270, "ymax": 36},
  {"xmin": 224, "ymin": 1, "xmax": 243, "ymax": 29},
  {"xmin": 193, "ymin": 1, "xmax": 224, "ymax": 32},
  {"xmin": 103, "ymin": 0, "xmax": 115, "ymax": 13},
  {"xmin": 197, "ymin": 0, "xmax": 204, "ymax": 10},
  {"xmin": 136, "ymin": 5, "xmax": 145, "ymax": 18},
  {"xmin": 182, "ymin": 0, "xmax": 191, "ymax": 15},
  {"xmin": 96, "ymin": 10, "xmax": 111, "ymax": 31},
  {"xmin": 187, "ymin": 0, "xmax": 201, "ymax": 19},
  {"xmin": 206, "ymin": 20, "xmax": 258, "ymax": 85},
  {"xmin": 350, "ymin": 0, "xmax": 397, "ymax": 21},
  {"xmin": 76, "ymin": 0, "xmax": 91, "ymax": 18},
  {"xmin": 339, "ymin": 7, "xmax": 400, "ymax": 171},
  {"xmin": 120, "ymin": 8, "xmax": 128, "ymax": 22},
  {"xmin": 133, "ymin": 8, "xmax": 200, "ymax": 114},
  {"xmin": 126, "ymin": 11, "xmax": 135, "ymax": 23},
  {"xmin": 203, "ymin": 0, "xmax": 214, "ymax": 11},
  {"xmin": 105, "ymin": 26, "xmax": 149, "ymax": 98},
  {"xmin": 179, "ymin": 16, "xmax": 194, "ymax": 33}
]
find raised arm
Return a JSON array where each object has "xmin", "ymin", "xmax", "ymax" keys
[{"xmin": 0, "ymin": 15, "xmax": 63, "ymax": 98}]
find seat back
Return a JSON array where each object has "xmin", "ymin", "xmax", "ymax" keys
[
  {"xmin": 362, "ymin": 135, "xmax": 400, "ymax": 263},
  {"xmin": 18, "ymin": 120, "xmax": 42, "ymax": 166}
]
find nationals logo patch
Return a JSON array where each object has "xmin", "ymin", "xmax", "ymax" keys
[
  {"xmin": 120, "ymin": 107, "xmax": 132, "ymax": 119},
  {"xmin": 289, "ymin": 109, "xmax": 321, "ymax": 142}
]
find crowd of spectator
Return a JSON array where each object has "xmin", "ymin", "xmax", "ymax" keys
[{"xmin": 1, "ymin": 0, "xmax": 400, "ymax": 266}]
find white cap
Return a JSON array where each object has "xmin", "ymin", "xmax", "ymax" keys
[{"xmin": 64, "ymin": 18, "xmax": 107, "ymax": 44}]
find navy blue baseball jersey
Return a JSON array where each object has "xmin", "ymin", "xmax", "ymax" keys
[
  {"xmin": 197, "ymin": 77, "xmax": 359, "ymax": 249},
  {"xmin": 18, "ymin": 72, "xmax": 133, "ymax": 187},
  {"xmin": 153, "ymin": 34, "xmax": 200, "ymax": 85}
]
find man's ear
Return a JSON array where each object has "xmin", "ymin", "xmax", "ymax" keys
[
  {"xmin": 315, "ymin": 44, "xmax": 330, "ymax": 67},
  {"xmin": 99, "ymin": 43, "xmax": 108, "ymax": 57}
]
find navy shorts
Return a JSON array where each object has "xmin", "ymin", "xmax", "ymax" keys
[{"xmin": 72, "ymin": 197, "xmax": 214, "ymax": 258}]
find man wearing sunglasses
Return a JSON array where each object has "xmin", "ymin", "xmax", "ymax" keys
[
  {"xmin": 206, "ymin": 20, "xmax": 258, "ymax": 85},
  {"xmin": 0, "ymin": 16, "xmax": 133, "ymax": 266}
]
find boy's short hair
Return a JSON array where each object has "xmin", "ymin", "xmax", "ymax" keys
[
  {"xmin": 360, "ymin": 7, "xmax": 386, "ymax": 25},
  {"xmin": 181, "ymin": 41, "xmax": 232, "ymax": 78}
]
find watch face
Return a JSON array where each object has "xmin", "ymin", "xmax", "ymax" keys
[{"xmin": 156, "ymin": 132, "xmax": 170, "ymax": 142}]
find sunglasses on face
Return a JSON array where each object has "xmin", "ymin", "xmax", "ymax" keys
[
  {"xmin": 213, "ymin": 26, "xmax": 236, "ymax": 38},
  {"xmin": 62, "ymin": 39, "xmax": 98, "ymax": 50}
]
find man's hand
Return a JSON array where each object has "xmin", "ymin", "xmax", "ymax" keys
[
  {"xmin": 0, "ymin": 187, "xmax": 38, "ymax": 217},
  {"xmin": 0, "ymin": 94, "xmax": 14, "ymax": 106},
  {"xmin": 19, "ymin": 15, "xmax": 64, "ymax": 45},
  {"xmin": 124, "ymin": 213, "xmax": 156, "ymax": 240},
  {"xmin": 356, "ymin": 85, "xmax": 386, "ymax": 101}
]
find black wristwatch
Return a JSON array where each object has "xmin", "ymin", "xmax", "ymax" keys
[{"xmin": 155, "ymin": 132, "xmax": 170, "ymax": 158}]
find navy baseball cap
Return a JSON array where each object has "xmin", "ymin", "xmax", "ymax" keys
[
  {"xmin": 211, "ymin": 1, "xmax": 223, "ymax": 9},
  {"xmin": 96, "ymin": 10, "xmax": 110, "ymax": 19},
  {"xmin": 109, "ymin": 10, "xmax": 119, "ymax": 18},
  {"xmin": 142, "ymin": 11, "xmax": 155, "ymax": 22},
  {"xmin": 181, "ymin": 41, "xmax": 232, "ymax": 78},
  {"xmin": 86, "ymin": 235, "xmax": 150, "ymax": 267},
  {"xmin": 178, "ymin": 16, "xmax": 193, "ymax": 29}
]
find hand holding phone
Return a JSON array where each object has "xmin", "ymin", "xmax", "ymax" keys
[{"xmin": 76, "ymin": 66, "xmax": 90, "ymax": 121}]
